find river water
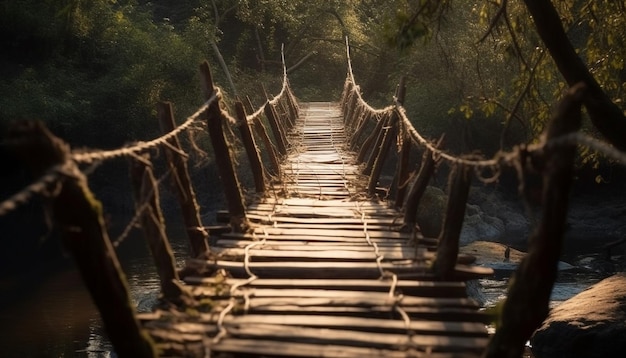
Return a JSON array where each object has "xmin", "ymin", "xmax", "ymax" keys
[
  {"xmin": 0, "ymin": 233, "xmax": 189, "ymax": 358},
  {"xmin": 0, "ymin": 237, "xmax": 606, "ymax": 357}
]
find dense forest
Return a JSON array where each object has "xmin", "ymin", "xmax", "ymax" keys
[{"xmin": 2, "ymin": 1, "xmax": 625, "ymax": 161}]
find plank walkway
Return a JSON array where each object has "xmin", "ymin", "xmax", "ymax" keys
[{"xmin": 139, "ymin": 102, "xmax": 493, "ymax": 357}]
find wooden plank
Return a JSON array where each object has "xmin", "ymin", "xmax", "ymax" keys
[
  {"xmin": 184, "ymin": 277, "xmax": 468, "ymax": 297},
  {"xmin": 219, "ymin": 325, "xmax": 487, "ymax": 351},
  {"xmin": 187, "ymin": 259, "xmax": 493, "ymax": 280},
  {"xmin": 249, "ymin": 227, "xmax": 415, "ymax": 237},
  {"xmin": 190, "ymin": 288, "xmax": 479, "ymax": 308},
  {"xmin": 217, "ymin": 315, "xmax": 488, "ymax": 337},
  {"xmin": 211, "ymin": 338, "xmax": 483, "ymax": 358},
  {"xmin": 210, "ymin": 247, "xmax": 476, "ymax": 265}
]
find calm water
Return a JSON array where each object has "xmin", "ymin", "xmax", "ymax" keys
[{"xmin": 0, "ymin": 235, "xmax": 189, "ymax": 358}]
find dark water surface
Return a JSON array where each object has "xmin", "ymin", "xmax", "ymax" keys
[{"xmin": 0, "ymin": 234, "xmax": 188, "ymax": 358}]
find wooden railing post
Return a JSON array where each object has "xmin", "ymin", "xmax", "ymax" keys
[
  {"xmin": 343, "ymin": 88, "xmax": 359, "ymax": 127},
  {"xmin": 403, "ymin": 136, "xmax": 444, "ymax": 227},
  {"xmin": 251, "ymin": 114, "xmax": 282, "ymax": 177},
  {"xmin": 357, "ymin": 113, "xmax": 386, "ymax": 163},
  {"xmin": 234, "ymin": 101, "xmax": 266, "ymax": 193},
  {"xmin": 286, "ymin": 85, "xmax": 299, "ymax": 120},
  {"xmin": 350, "ymin": 111, "xmax": 371, "ymax": 151},
  {"xmin": 7, "ymin": 121, "xmax": 156, "ymax": 357},
  {"xmin": 483, "ymin": 83, "xmax": 586, "ymax": 358},
  {"xmin": 264, "ymin": 102, "xmax": 288, "ymax": 155},
  {"xmin": 395, "ymin": 131, "xmax": 412, "ymax": 209},
  {"xmin": 364, "ymin": 112, "xmax": 391, "ymax": 175},
  {"xmin": 367, "ymin": 114, "xmax": 398, "ymax": 195},
  {"xmin": 199, "ymin": 61, "xmax": 247, "ymax": 230},
  {"xmin": 129, "ymin": 154, "xmax": 190, "ymax": 303},
  {"xmin": 393, "ymin": 78, "xmax": 410, "ymax": 208},
  {"xmin": 157, "ymin": 102, "xmax": 210, "ymax": 258},
  {"xmin": 433, "ymin": 163, "xmax": 472, "ymax": 280}
]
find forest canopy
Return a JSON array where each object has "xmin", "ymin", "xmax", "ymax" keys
[{"xmin": 1, "ymin": 0, "xmax": 625, "ymax": 169}]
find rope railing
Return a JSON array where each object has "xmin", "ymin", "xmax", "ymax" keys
[{"xmin": 341, "ymin": 36, "xmax": 626, "ymax": 358}]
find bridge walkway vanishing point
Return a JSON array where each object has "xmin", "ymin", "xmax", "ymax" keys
[{"xmin": 138, "ymin": 102, "xmax": 494, "ymax": 357}]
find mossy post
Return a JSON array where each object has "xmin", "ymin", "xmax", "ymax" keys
[
  {"xmin": 433, "ymin": 163, "xmax": 472, "ymax": 280},
  {"xmin": 129, "ymin": 154, "xmax": 191, "ymax": 304},
  {"xmin": 234, "ymin": 101, "xmax": 266, "ymax": 193},
  {"xmin": 483, "ymin": 83, "xmax": 586, "ymax": 358},
  {"xmin": 7, "ymin": 121, "xmax": 156, "ymax": 357},
  {"xmin": 157, "ymin": 102, "xmax": 209, "ymax": 258},
  {"xmin": 199, "ymin": 61, "xmax": 247, "ymax": 231}
]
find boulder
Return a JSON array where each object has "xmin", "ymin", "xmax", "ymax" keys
[
  {"xmin": 531, "ymin": 273, "xmax": 626, "ymax": 358},
  {"xmin": 416, "ymin": 186, "xmax": 447, "ymax": 237}
]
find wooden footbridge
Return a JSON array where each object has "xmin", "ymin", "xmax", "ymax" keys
[
  {"xmin": 138, "ymin": 100, "xmax": 492, "ymax": 357},
  {"xmin": 1, "ymin": 41, "xmax": 598, "ymax": 357}
]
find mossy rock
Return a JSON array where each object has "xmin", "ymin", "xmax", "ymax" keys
[{"xmin": 416, "ymin": 186, "xmax": 448, "ymax": 237}]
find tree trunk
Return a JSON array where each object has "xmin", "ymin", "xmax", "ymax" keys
[{"xmin": 523, "ymin": 0, "xmax": 626, "ymax": 151}]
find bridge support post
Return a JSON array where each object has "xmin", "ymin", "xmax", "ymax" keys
[
  {"xmin": 367, "ymin": 114, "xmax": 398, "ymax": 195},
  {"xmin": 483, "ymin": 83, "xmax": 586, "ymax": 358},
  {"xmin": 357, "ymin": 112, "xmax": 386, "ymax": 163},
  {"xmin": 434, "ymin": 163, "xmax": 472, "ymax": 280},
  {"xmin": 234, "ymin": 101, "xmax": 266, "ymax": 194},
  {"xmin": 350, "ymin": 111, "xmax": 371, "ymax": 151},
  {"xmin": 199, "ymin": 61, "xmax": 248, "ymax": 231},
  {"xmin": 129, "ymin": 154, "xmax": 192, "ymax": 304},
  {"xmin": 264, "ymin": 102, "xmax": 288, "ymax": 156},
  {"xmin": 157, "ymin": 102, "xmax": 210, "ymax": 258},
  {"xmin": 403, "ymin": 136, "xmax": 444, "ymax": 228},
  {"xmin": 7, "ymin": 121, "xmax": 156, "ymax": 358},
  {"xmin": 364, "ymin": 112, "xmax": 391, "ymax": 175},
  {"xmin": 393, "ymin": 78, "xmax": 410, "ymax": 208}
]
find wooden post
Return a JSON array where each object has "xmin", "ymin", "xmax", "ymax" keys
[
  {"xmin": 251, "ymin": 114, "xmax": 282, "ymax": 176},
  {"xmin": 343, "ymin": 89, "xmax": 359, "ymax": 127},
  {"xmin": 403, "ymin": 136, "xmax": 444, "ymax": 227},
  {"xmin": 367, "ymin": 114, "xmax": 398, "ymax": 195},
  {"xmin": 357, "ymin": 113, "xmax": 386, "ymax": 163},
  {"xmin": 347, "ymin": 105, "xmax": 363, "ymax": 136},
  {"xmin": 7, "ymin": 121, "xmax": 156, "ymax": 357},
  {"xmin": 264, "ymin": 102, "xmax": 288, "ymax": 155},
  {"xmin": 199, "ymin": 61, "xmax": 247, "ymax": 230},
  {"xmin": 279, "ymin": 95, "xmax": 295, "ymax": 129},
  {"xmin": 235, "ymin": 101, "xmax": 266, "ymax": 193},
  {"xmin": 286, "ymin": 86, "xmax": 299, "ymax": 120},
  {"xmin": 395, "ymin": 132, "xmax": 412, "ymax": 209},
  {"xmin": 157, "ymin": 102, "xmax": 210, "ymax": 258},
  {"xmin": 433, "ymin": 164, "xmax": 472, "ymax": 280},
  {"xmin": 363, "ymin": 113, "xmax": 390, "ymax": 176},
  {"xmin": 483, "ymin": 83, "xmax": 586, "ymax": 358},
  {"xmin": 129, "ymin": 154, "xmax": 190, "ymax": 303},
  {"xmin": 394, "ymin": 78, "xmax": 410, "ymax": 208},
  {"xmin": 350, "ymin": 111, "xmax": 371, "ymax": 151}
]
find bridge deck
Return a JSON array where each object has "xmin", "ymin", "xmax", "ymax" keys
[{"xmin": 139, "ymin": 102, "xmax": 491, "ymax": 357}]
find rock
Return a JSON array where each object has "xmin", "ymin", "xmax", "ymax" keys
[
  {"xmin": 460, "ymin": 210, "xmax": 506, "ymax": 244},
  {"xmin": 531, "ymin": 273, "xmax": 626, "ymax": 358},
  {"xmin": 416, "ymin": 186, "xmax": 448, "ymax": 237},
  {"xmin": 460, "ymin": 241, "xmax": 574, "ymax": 273}
]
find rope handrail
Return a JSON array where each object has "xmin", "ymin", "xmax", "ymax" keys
[
  {"xmin": 342, "ymin": 37, "xmax": 625, "ymax": 175},
  {"xmin": 72, "ymin": 93, "xmax": 217, "ymax": 164},
  {"xmin": 247, "ymin": 44, "xmax": 293, "ymax": 121}
]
